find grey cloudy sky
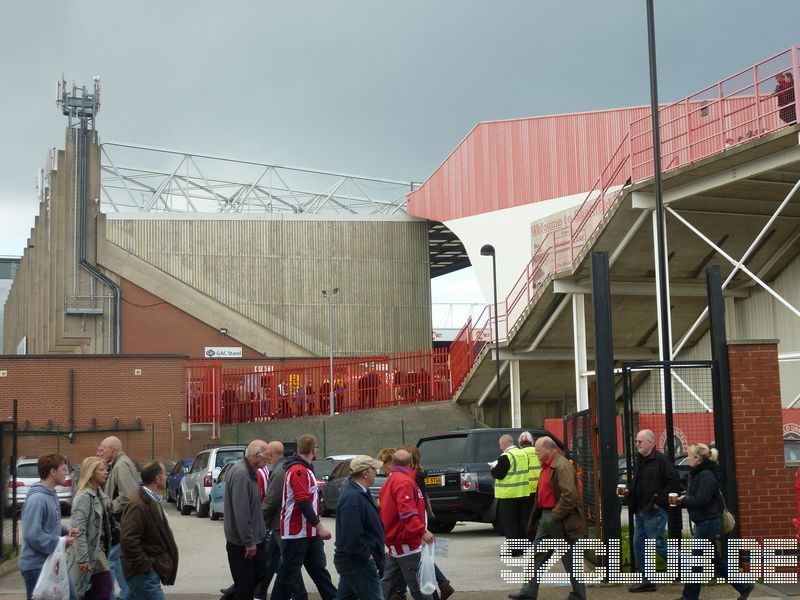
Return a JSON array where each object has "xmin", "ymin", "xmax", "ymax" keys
[{"xmin": 2, "ymin": 1, "xmax": 799, "ymax": 306}]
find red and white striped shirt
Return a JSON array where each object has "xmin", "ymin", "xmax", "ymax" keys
[
  {"xmin": 280, "ymin": 461, "xmax": 320, "ymax": 539},
  {"xmin": 257, "ymin": 466, "xmax": 269, "ymax": 500}
]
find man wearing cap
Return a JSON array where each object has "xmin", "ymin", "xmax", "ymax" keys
[{"xmin": 334, "ymin": 455, "xmax": 385, "ymax": 600}]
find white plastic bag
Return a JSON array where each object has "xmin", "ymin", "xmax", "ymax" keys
[
  {"xmin": 418, "ymin": 541, "xmax": 437, "ymax": 595},
  {"xmin": 33, "ymin": 536, "xmax": 70, "ymax": 600}
]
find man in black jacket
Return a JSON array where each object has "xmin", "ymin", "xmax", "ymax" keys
[
  {"xmin": 627, "ymin": 429, "xmax": 680, "ymax": 593},
  {"xmin": 334, "ymin": 455, "xmax": 385, "ymax": 600}
]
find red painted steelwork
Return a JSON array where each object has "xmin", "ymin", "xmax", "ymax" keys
[
  {"xmin": 451, "ymin": 47, "xmax": 800, "ymax": 349},
  {"xmin": 186, "ymin": 349, "xmax": 451, "ymax": 426}
]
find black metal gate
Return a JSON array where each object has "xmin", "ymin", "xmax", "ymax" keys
[
  {"xmin": 1, "ymin": 413, "xmax": 18, "ymax": 562},
  {"xmin": 620, "ymin": 360, "xmax": 721, "ymax": 567}
]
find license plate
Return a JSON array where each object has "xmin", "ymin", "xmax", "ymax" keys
[{"xmin": 424, "ymin": 475, "xmax": 443, "ymax": 487}]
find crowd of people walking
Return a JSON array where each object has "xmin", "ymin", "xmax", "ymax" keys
[{"xmin": 17, "ymin": 429, "xmax": 743, "ymax": 600}]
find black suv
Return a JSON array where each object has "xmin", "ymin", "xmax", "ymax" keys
[{"xmin": 417, "ymin": 428, "xmax": 564, "ymax": 533}]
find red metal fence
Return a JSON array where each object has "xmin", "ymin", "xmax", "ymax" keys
[{"xmin": 186, "ymin": 348, "xmax": 451, "ymax": 428}]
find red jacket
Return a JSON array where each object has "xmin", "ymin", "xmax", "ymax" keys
[{"xmin": 378, "ymin": 466, "xmax": 427, "ymax": 557}]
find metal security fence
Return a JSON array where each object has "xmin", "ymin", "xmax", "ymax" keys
[
  {"xmin": 0, "ymin": 415, "xmax": 18, "ymax": 563},
  {"xmin": 186, "ymin": 348, "xmax": 451, "ymax": 436},
  {"xmin": 562, "ymin": 408, "xmax": 600, "ymax": 533},
  {"xmin": 621, "ymin": 361, "xmax": 718, "ymax": 465}
]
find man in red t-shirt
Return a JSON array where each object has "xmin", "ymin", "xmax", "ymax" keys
[
  {"xmin": 379, "ymin": 449, "xmax": 435, "ymax": 600},
  {"xmin": 270, "ymin": 434, "xmax": 336, "ymax": 600}
]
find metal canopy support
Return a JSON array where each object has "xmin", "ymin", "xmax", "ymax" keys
[
  {"xmin": 652, "ymin": 208, "xmax": 673, "ymax": 413},
  {"xmin": 509, "ymin": 360, "xmax": 522, "ymax": 428},
  {"xmin": 591, "ymin": 251, "xmax": 621, "ymax": 542},
  {"xmin": 706, "ymin": 265, "xmax": 740, "ymax": 537},
  {"xmin": 572, "ymin": 293, "xmax": 589, "ymax": 411}
]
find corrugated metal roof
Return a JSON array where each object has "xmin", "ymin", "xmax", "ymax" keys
[{"xmin": 408, "ymin": 106, "xmax": 653, "ymax": 222}]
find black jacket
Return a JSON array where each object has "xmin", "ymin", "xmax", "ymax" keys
[
  {"xmin": 334, "ymin": 479, "xmax": 385, "ymax": 575},
  {"xmin": 629, "ymin": 450, "xmax": 681, "ymax": 513},
  {"xmin": 682, "ymin": 460, "xmax": 722, "ymax": 523}
]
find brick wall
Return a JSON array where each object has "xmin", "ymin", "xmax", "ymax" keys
[
  {"xmin": 120, "ymin": 279, "xmax": 263, "ymax": 358},
  {"xmin": 728, "ymin": 340, "xmax": 795, "ymax": 539},
  {"xmin": 0, "ymin": 356, "xmax": 216, "ymax": 466}
]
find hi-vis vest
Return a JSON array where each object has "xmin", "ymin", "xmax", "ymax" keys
[
  {"xmin": 494, "ymin": 446, "xmax": 530, "ymax": 499},
  {"xmin": 521, "ymin": 446, "xmax": 541, "ymax": 494}
]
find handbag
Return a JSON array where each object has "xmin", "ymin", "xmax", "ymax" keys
[
  {"xmin": 719, "ymin": 490, "xmax": 736, "ymax": 535},
  {"xmin": 33, "ymin": 536, "xmax": 70, "ymax": 600}
]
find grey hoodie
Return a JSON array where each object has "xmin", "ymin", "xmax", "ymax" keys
[{"xmin": 19, "ymin": 482, "xmax": 67, "ymax": 573}]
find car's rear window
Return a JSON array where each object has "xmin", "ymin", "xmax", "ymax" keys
[
  {"xmin": 474, "ymin": 433, "xmax": 506, "ymax": 463},
  {"xmin": 417, "ymin": 436, "xmax": 467, "ymax": 466},
  {"xmin": 216, "ymin": 450, "xmax": 243, "ymax": 469},
  {"xmin": 17, "ymin": 464, "xmax": 39, "ymax": 478}
]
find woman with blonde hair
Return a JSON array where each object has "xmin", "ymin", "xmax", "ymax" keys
[
  {"xmin": 675, "ymin": 443, "xmax": 753, "ymax": 600},
  {"xmin": 68, "ymin": 456, "xmax": 113, "ymax": 599}
]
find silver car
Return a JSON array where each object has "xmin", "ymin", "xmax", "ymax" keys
[
  {"xmin": 178, "ymin": 446, "xmax": 244, "ymax": 518},
  {"xmin": 7, "ymin": 457, "xmax": 74, "ymax": 516}
]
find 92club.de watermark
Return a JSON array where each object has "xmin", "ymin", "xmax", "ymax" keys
[{"xmin": 500, "ymin": 539, "xmax": 800, "ymax": 584}]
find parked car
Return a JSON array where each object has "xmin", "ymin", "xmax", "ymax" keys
[
  {"xmin": 319, "ymin": 457, "xmax": 386, "ymax": 516},
  {"xmin": 208, "ymin": 461, "xmax": 237, "ymax": 521},
  {"xmin": 166, "ymin": 458, "xmax": 194, "ymax": 503},
  {"xmin": 417, "ymin": 428, "xmax": 564, "ymax": 534},
  {"xmin": 7, "ymin": 457, "xmax": 74, "ymax": 516},
  {"xmin": 179, "ymin": 446, "xmax": 245, "ymax": 518}
]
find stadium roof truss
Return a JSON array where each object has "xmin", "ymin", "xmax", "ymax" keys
[{"xmin": 99, "ymin": 142, "xmax": 415, "ymax": 216}]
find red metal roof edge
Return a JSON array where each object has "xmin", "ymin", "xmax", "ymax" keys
[{"xmin": 410, "ymin": 103, "xmax": 665, "ymax": 204}]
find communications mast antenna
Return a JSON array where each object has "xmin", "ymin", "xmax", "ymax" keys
[{"xmin": 56, "ymin": 75, "xmax": 101, "ymax": 129}]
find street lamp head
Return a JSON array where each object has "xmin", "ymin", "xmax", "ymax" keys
[{"xmin": 480, "ymin": 244, "xmax": 496, "ymax": 257}]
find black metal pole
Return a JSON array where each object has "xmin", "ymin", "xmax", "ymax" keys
[
  {"xmin": 646, "ymin": 0, "xmax": 679, "ymax": 540},
  {"xmin": 591, "ymin": 251, "xmax": 621, "ymax": 543},
  {"xmin": 706, "ymin": 265, "xmax": 739, "ymax": 537},
  {"xmin": 492, "ymin": 253, "xmax": 502, "ymax": 427}
]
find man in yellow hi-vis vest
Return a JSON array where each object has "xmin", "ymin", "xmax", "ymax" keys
[
  {"xmin": 490, "ymin": 434, "xmax": 529, "ymax": 556},
  {"xmin": 518, "ymin": 431, "xmax": 541, "ymax": 521}
]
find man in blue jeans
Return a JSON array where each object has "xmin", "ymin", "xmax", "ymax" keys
[
  {"xmin": 625, "ymin": 429, "xmax": 680, "ymax": 592},
  {"xmin": 120, "ymin": 462, "xmax": 179, "ymax": 600}
]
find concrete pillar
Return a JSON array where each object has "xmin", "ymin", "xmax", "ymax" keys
[
  {"xmin": 572, "ymin": 293, "xmax": 589, "ymax": 411},
  {"xmin": 509, "ymin": 359, "xmax": 521, "ymax": 428}
]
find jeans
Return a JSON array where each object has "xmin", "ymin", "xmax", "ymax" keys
[
  {"xmin": 634, "ymin": 508, "xmax": 668, "ymax": 584},
  {"xmin": 681, "ymin": 517, "xmax": 751, "ymax": 600},
  {"xmin": 126, "ymin": 568, "xmax": 165, "ymax": 600},
  {"xmin": 226, "ymin": 540, "xmax": 268, "ymax": 600},
  {"xmin": 271, "ymin": 536, "xmax": 336, "ymax": 600},
  {"xmin": 108, "ymin": 543, "xmax": 130, "ymax": 599},
  {"xmin": 334, "ymin": 558, "xmax": 383, "ymax": 600},
  {"xmin": 517, "ymin": 511, "xmax": 586, "ymax": 600},
  {"xmin": 21, "ymin": 567, "xmax": 77, "ymax": 600}
]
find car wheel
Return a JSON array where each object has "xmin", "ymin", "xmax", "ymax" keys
[
  {"xmin": 195, "ymin": 492, "xmax": 209, "ymax": 518},
  {"xmin": 209, "ymin": 503, "xmax": 220, "ymax": 521},
  {"xmin": 61, "ymin": 504, "xmax": 71, "ymax": 518},
  {"xmin": 178, "ymin": 492, "xmax": 191, "ymax": 516},
  {"xmin": 428, "ymin": 520, "xmax": 455, "ymax": 534},
  {"xmin": 319, "ymin": 497, "xmax": 333, "ymax": 517}
]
